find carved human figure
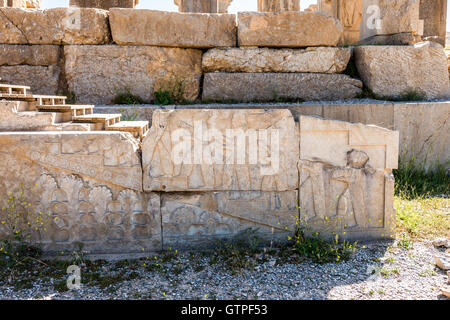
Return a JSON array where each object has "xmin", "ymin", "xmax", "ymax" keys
[
  {"xmin": 298, "ymin": 160, "xmax": 326, "ymax": 222},
  {"xmin": 342, "ymin": 0, "xmax": 358, "ymax": 26},
  {"xmin": 331, "ymin": 150, "xmax": 369, "ymax": 229},
  {"xmin": 258, "ymin": 0, "xmax": 300, "ymax": 12}
]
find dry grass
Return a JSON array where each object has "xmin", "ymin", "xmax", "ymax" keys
[{"xmin": 395, "ymin": 196, "xmax": 449, "ymax": 241}]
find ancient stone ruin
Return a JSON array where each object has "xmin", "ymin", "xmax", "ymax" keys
[{"xmin": 0, "ymin": 1, "xmax": 448, "ymax": 257}]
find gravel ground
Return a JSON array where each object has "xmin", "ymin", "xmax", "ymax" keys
[{"xmin": 0, "ymin": 240, "xmax": 448, "ymax": 300}]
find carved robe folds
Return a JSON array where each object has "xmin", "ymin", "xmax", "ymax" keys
[
  {"xmin": 318, "ymin": 0, "xmax": 362, "ymax": 44},
  {"xmin": 258, "ymin": 0, "xmax": 300, "ymax": 12},
  {"xmin": 298, "ymin": 116, "xmax": 399, "ymax": 240}
]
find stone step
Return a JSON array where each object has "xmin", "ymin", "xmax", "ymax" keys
[
  {"xmin": 32, "ymin": 95, "xmax": 67, "ymax": 106},
  {"xmin": 106, "ymin": 120, "xmax": 149, "ymax": 139},
  {"xmin": 0, "ymin": 83, "xmax": 30, "ymax": 96},
  {"xmin": 37, "ymin": 104, "xmax": 94, "ymax": 117},
  {"xmin": 72, "ymin": 113, "xmax": 122, "ymax": 127}
]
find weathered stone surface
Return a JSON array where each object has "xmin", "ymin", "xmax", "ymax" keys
[
  {"xmin": 69, "ymin": 0, "xmax": 138, "ymax": 9},
  {"xmin": 0, "ymin": 65, "xmax": 61, "ymax": 94},
  {"xmin": 355, "ymin": 42, "xmax": 450, "ymax": 100},
  {"xmin": 64, "ymin": 45, "xmax": 202, "ymax": 104},
  {"xmin": 174, "ymin": 0, "xmax": 230, "ymax": 13},
  {"xmin": 393, "ymin": 101, "xmax": 450, "ymax": 169},
  {"xmin": 298, "ymin": 158, "xmax": 396, "ymax": 241},
  {"xmin": 420, "ymin": 0, "xmax": 447, "ymax": 46},
  {"xmin": 237, "ymin": 11, "xmax": 343, "ymax": 47},
  {"xmin": 142, "ymin": 109, "xmax": 299, "ymax": 192},
  {"xmin": 0, "ymin": 45, "xmax": 60, "ymax": 66},
  {"xmin": 202, "ymin": 73, "xmax": 363, "ymax": 102},
  {"xmin": 96, "ymin": 100, "xmax": 450, "ymax": 172},
  {"xmin": 361, "ymin": 0, "xmax": 423, "ymax": 40},
  {"xmin": 0, "ymin": 8, "xmax": 110, "ymax": 45},
  {"xmin": 0, "ymin": 132, "xmax": 160, "ymax": 255},
  {"xmin": 110, "ymin": 9, "xmax": 237, "ymax": 48},
  {"xmin": 0, "ymin": 100, "xmax": 62, "ymax": 131},
  {"xmin": 322, "ymin": 102, "xmax": 395, "ymax": 130},
  {"xmin": 299, "ymin": 115, "xmax": 399, "ymax": 170},
  {"xmin": 318, "ymin": 0, "xmax": 363, "ymax": 44},
  {"xmin": 298, "ymin": 115, "xmax": 398, "ymax": 240},
  {"xmin": 161, "ymin": 191, "xmax": 298, "ymax": 248},
  {"xmin": 356, "ymin": 32, "xmax": 422, "ymax": 45},
  {"xmin": 202, "ymin": 47, "xmax": 351, "ymax": 73},
  {"xmin": 257, "ymin": 0, "xmax": 300, "ymax": 12}
]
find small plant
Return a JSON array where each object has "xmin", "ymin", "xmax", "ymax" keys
[
  {"xmin": 396, "ymin": 234, "xmax": 412, "ymax": 250},
  {"xmin": 113, "ymin": 88, "xmax": 144, "ymax": 105},
  {"xmin": 153, "ymin": 76, "xmax": 187, "ymax": 105},
  {"xmin": 358, "ymin": 88, "xmax": 426, "ymax": 102},
  {"xmin": 380, "ymin": 266, "xmax": 400, "ymax": 278},
  {"xmin": 293, "ymin": 231, "xmax": 357, "ymax": 264},
  {"xmin": 208, "ymin": 228, "xmax": 264, "ymax": 275},
  {"xmin": 0, "ymin": 186, "xmax": 51, "ymax": 282},
  {"xmin": 154, "ymin": 90, "xmax": 174, "ymax": 105},
  {"xmin": 119, "ymin": 108, "xmax": 139, "ymax": 121}
]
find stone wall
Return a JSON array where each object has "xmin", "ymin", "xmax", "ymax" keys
[
  {"xmin": 0, "ymin": 110, "xmax": 399, "ymax": 255},
  {"xmin": 318, "ymin": 0, "xmax": 448, "ymax": 45},
  {"xmin": 420, "ymin": 0, "xmax": 448, "ymax": 46},
  {"xmin": 69, "ymin": 0, "xmax": 138, "ymax": 9},
  {"xmin": 0, "ymin": 7, "xmax": 448, "ymax": 103},
  {"xmin": 95, "ymin": 101, "xmax": 449, "ymax": 171}
]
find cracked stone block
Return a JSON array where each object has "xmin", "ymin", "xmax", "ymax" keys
[
  {"xmin": 161, "ymin": 191, "xmax": 298, "ymax": 249},
  {"xmin": 109, "ymin": 9, "xmax": 237, "ymax": 48},
  {"xmin": 0, "ymin": 132, "xmax": 162, "ymax": 255},
  {"xmin": 202, "ymin": 47, "xmax": 351, "ymax": 73},
  {"xmin": 142, "ymin": 109, "xmax": 299, "ymax": 192},
  {"xmin": 0, "ymin": 7, "xmax": 110, "ymax": 44}
]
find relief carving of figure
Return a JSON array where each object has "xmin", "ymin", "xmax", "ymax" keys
[
  {"xmin": 258, "ymin": 0, "xmax": 300, "ymax": 12},
  {"xmin": 339, "ymin": 0, "xmax": 362, "ymax": 28}
]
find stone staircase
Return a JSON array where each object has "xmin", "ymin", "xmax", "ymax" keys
[{"xmin": 0, "ymin": 81, "xmax": 149, "ymax": 140}]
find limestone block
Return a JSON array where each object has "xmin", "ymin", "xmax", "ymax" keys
[
  {"xmin": 0, "ymin": 8, "xmax": 110, "ymax": 45},
  {"xmin": 257, "ymin": 0, "xmax": 300, "ymax": 12},
  {"xmin": 161, "ymin": 191, "xmax": 298, "ymax": 248},
  {"xmin": 318, "ymin": 0, "xmax": 363, "ymax": 45},
  {"xmin": 393, "ymin": 102, "xmax": 450, "ymax": 169},
  {"xmin": 0, "ymin": 100, "xmax": 60, "ymax": 131},
  {"xmin": 109, "ymin": 9, "xmax": 237, "ymax": 48},
  {"xmin": 174, "ymin": 0, "xmax": 228, "ymax": 13},
  {"xmin": 355, "ymin": 42, "xmax": 450, "ymax": 100},
  {"xmin": 298, "ymin": 157, "xmax": 396, "ymax": 241},
  {"xmin": 142, "ymin": 109, "xmax": 299, "ymax": 192},
  {"xmin": 69, "ymin": 0, "xmax": 137, "ymax": 9},
  {"xmin": 202, "ymin": 73, "xmax": 363, "ymax": 102},
  {"xmin": 0, "ymin": 45, "xmax": 60, "ymax": 66},
  {"xmin": 420, "ymin": 0, "xmax": 447, "ymax": 46},
  {"xmin": 64, "ymin": 45, "xmax": 202, "ymax": 104},
  {"xmin": 237, "ymin": 11, "xmax": 343, "ymax": 47},
  {"xmin": 360, "ymin": 0, "xmax": 423, "ymax": 40},
  {"xmin": 202, "ymin": 47, "xmax": 351, "ymax": 73},
  {"xmin": 0, "ymin": 132, "xmax": 160, "ymax": 255},
  {"xmin": 299, "ymin": 115, "xmax": 399, "ymax": 170},
  {"xmin": 356, "ymin": 32, "xmax": 422, "ymax": 45},
  {"xmin": 0, "ymin": 65, "xmax": 61, "ymax": 95},
  {"xmin": 322, "ymin": 102, "xmax": 395, "ymax": 130}
]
